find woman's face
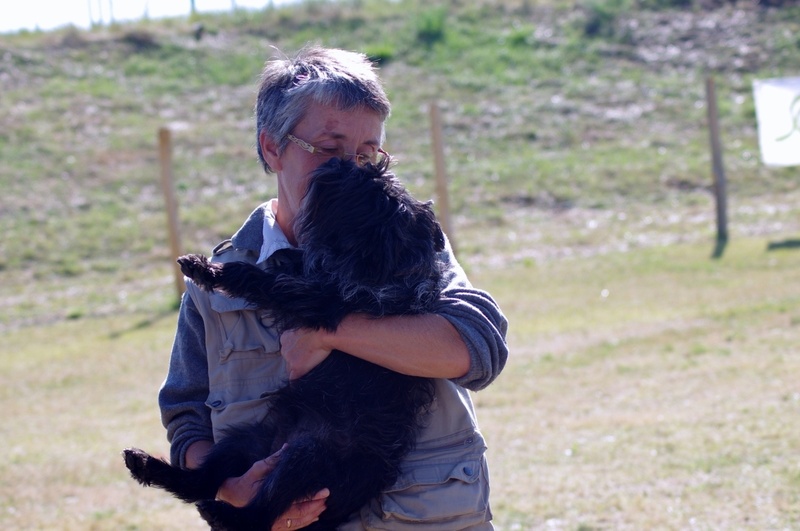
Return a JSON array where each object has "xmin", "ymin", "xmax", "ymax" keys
[{"xmin": 261, "ymin": 101, "xmax": 384, "ymax": 246}]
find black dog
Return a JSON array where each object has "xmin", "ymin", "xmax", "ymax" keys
[{"xmin": 123, "ymin": 157, "xmax": 446, "ymax": 530}]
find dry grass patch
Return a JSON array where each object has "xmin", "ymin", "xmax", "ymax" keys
[
  {"xmin": 0, "ymin": 315, "xmax": 209, "ymax": 530},
  {"xmin": 475, "ymin": 239, "xmax": 800, "ymax": 530}
]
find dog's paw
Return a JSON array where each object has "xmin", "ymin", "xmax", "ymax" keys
[
  {"xmin": 177, "ymin": 254, "xmax": 220, "ymax": 291},
  {"xmin": 122, "ymin": 447, "xmax": 155, "ymax": 485},
  {"xmin": 197, "ymin": 499, "xmax": 240, "ymax": 531}
]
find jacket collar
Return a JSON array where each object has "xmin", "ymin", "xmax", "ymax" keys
[{"xmin": 230, "ymin": 199, "xmax": 293, "ymax": 264}]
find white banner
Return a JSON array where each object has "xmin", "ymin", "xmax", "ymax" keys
[{"xmin": 753, "ymin": 77, "xmax": 800, "ymax": 167}]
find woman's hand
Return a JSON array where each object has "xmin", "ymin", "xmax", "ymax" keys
[
  {"xmin": 279, "ymin": 328, "xmax": 333, "ymax": 380},
  {"xmin": 215, "ymin": 444, "xmax": 330, "ymax": 529},
  {"xmin": 269, "ymin": 489, "xmax": 330, "ymax": 531}
]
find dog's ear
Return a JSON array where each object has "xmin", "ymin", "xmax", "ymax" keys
[
  {"xmin": 434, "ymin": 222, "xmax": 446, "ymax": 253},
  {"xmin": 423, "ymin": 201, "xmax": 446, "ymax": 253},
  {"xmin": 414, "ymin": 200, "xmax": 445, "ymax": 254},
  {"xmin": 293, "ymin": 158, "xmax": 350, "ymax": 245}
]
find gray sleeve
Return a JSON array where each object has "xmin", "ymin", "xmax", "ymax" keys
[
  {"xmin": 433, "ymin": 239, "xmax": 509, "ymax": 392},
  {"xmin": 158, "ymin": 291, "xmax": 214, "ymax": 468}
]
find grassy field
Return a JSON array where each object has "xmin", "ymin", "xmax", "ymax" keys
[
  {"xmin": 1, "ymin": 0, "xmax": 800, "ymax": 529},
  {"xmin": 2, "ymin": 236, "xmax": 799, "ymax": 529},
  {"xmin": 481, "ymin": 238, "xmax": 800, "ymax": 529}
]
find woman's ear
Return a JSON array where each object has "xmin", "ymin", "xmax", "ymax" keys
[{"xmin": 259, "ymin": 130, "xmax": 282, "ymax": 172}]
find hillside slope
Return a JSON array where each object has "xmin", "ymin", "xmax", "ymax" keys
[{"xmin": 0, "ymin": 0, "xmax": 799, "ymax": 329}]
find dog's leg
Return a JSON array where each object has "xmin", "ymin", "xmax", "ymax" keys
[
  {"xmin": 177, "ymin": 255, "xmax": 288, "ymax": 308},
  {"xmin": 196, "ymin": 500, "xmax": 249, "ymax": 531},
  {"xmin": 177, "ymin": 256, "xmax": 283, "ymax": 305},
  {"xmin": 255, "ymin": 436, "xmax": 369, "ymax": 529},
  {"xmin": 179, "ymin": 252, "xmax": 345, "ymax": 331},
  {"xmin": 122, "ymin": 448, "xmax": 219, "ymax": 503},
  {"xmin": 190, "ymin": 437, "xmax": 339, "ymax": 530}
]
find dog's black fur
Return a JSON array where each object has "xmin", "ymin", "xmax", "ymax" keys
[{"xmin": 123, "ymin": 157, "xmax": 446, "ymax": 531}]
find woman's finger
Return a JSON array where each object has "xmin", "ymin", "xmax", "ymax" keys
[
  {"xmin": 250, "ymin": 443, "xmax": 288, "ymax": 478},
  {"xmin": 217, "ymin": 444, "xmax": 289, "ymax": 507},
  {"xmin": 271, "ymin": 489, "xmax": 330, "ymax": 531}
]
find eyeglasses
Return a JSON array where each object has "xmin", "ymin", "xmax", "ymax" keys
[{"xmin": 287, "ymin": 134, "xmax": 388, "ymax": 167}]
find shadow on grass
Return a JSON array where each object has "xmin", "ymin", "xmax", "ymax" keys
[
  {"xmin": 711, "ymin": 237, "xmax": 728, "ymax": 259},
  {"xmin": 766, "ymin": 239, "xmax": 800, "ymax": 251},
  {"xmin": 107, "ymin": 298, "xmax": 182, "ymax": 339},
  {"xmin": 714, "ymin": 237, "xmax": 800, "ymax": 259}
]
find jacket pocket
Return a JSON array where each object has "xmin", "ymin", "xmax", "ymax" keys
[
  {"xmin": 206, "ymin": 395, "xmax": 272, "ymax": 443},
  {"xmin": 361, "ymin": 435, "xmax": 491, "ymax": 530}
]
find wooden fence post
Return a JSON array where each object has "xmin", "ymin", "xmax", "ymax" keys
[
  {"xmin": 429, "ymin": 101, "xmax": 456, "ymax": 254},
  {"xmin": 705, "ymin": 76, "xmax": 729, "ymax": 252},
  {"xmin": 158, "ymin": 126, "xmax": 185, "ymax": 298}
]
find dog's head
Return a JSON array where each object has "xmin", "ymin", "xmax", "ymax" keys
[{"xmin": 293, "ymin": 157, "xmax": 446, "ymax": 314}]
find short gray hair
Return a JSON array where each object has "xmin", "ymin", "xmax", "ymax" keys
[{"xmin": 255, "ymin": 46, "xmax": 391, "ymax": 173}]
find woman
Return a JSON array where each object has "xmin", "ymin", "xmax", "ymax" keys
[{"xmin": 159, "ymin": 46, "xmax": 508, "ymax": 530}]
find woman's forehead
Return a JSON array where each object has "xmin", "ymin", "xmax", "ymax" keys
[{"xmin": 297, "ymin": 102, "xmax": 383, "ymax": 139}]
